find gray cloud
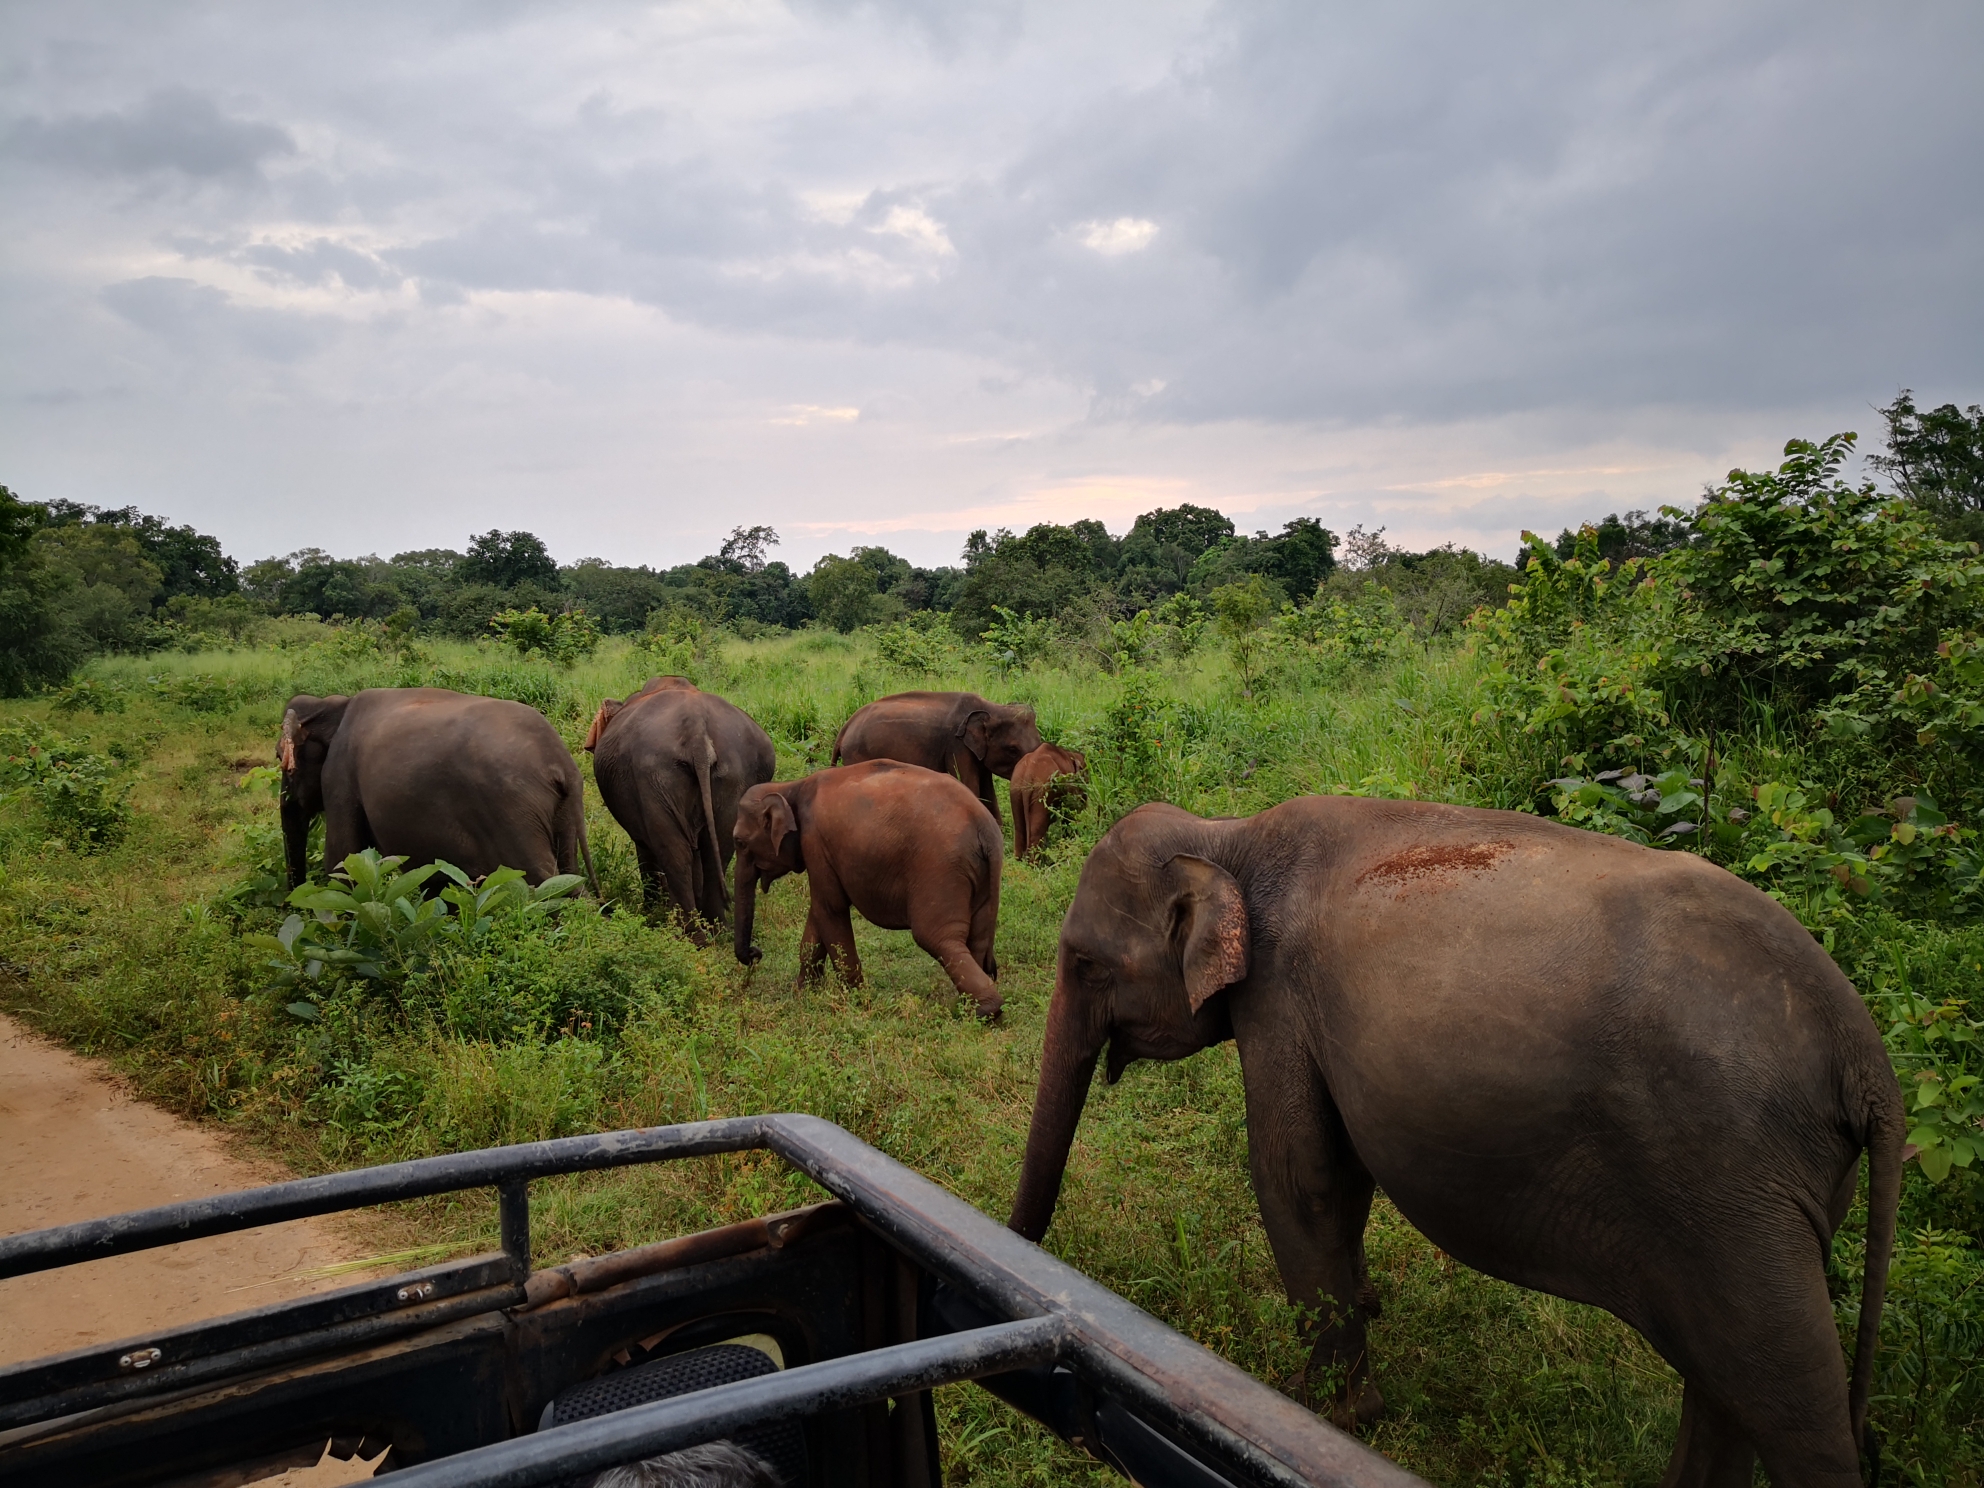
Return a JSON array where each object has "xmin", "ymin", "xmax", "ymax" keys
[
  {"xmin": 7, "ymin": 87, "xmax": 295, "ymax": 182},
  {"xmin": 0, "ymin": 1, "xmax": 1977, "ymax": 568},
  {"xmin": 354, "ymin": 1, "xmax": 1979, "ymax": 430},
  {"xmin": 102, "ymin": 277, "xmax": 335, "ymax": 363}
]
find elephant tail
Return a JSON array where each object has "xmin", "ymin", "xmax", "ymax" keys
[
  {"xmin": 1851, "ymin": 1077, "xmax": 1905, "ymax": 1482},
  {"xmin": 578, "ymin": 822, "xmax": 601, "ymax": 899},
  {"xmin": 693, "ymin": 731, "xmax": 729, "ymax": 912}
]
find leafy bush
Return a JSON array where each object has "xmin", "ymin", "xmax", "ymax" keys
[
  {"xmin": 488, "ymin": 606, "xmax": 602, "ymax": 667},
  {"xmin": 1269, "ymin": 581, "xmax": 1414, "ymax": 678},
  {"xmin": 1472, "ymin": 435, "xmax": 1984, "ymax": 810},
  {"xmin": 1209, "ymin": 577, "xmax": 1282, "ymax": 694},
  {"xmin": 48, "ymin": 678, "xmax": 128, "ymax": 713},
  {"xmin": 148, "ymin": 672, "xmax": 260, "ymax": 713},
  {"xmin": 872, "ymin": 614, "xmax": 958, "ymax": 674},
  {"xmin": 1151, "ymin": 592, "xmax": 1208, "ymax": 655},
  {"xmin": 1070, "ymin": 668, "xmax": 1197, "ymax": 820},
  {"xmin": 250, "ymin": 849, "xmax": 583, "ymax": 1021},
  {"xmin": 0, "ymin": 724, "xmax": 133, "ymax": 849},
  {"xmin": 981, "ymin": 606, "xmax": 1055, "ymax": 674}
]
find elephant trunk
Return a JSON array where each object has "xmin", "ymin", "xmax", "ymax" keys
[
  {"xmin": 1008, "ymin": 976, "xmax": 1106, "ymax": 1242},
  {"xmin": 734, "ymin": 858, "xmax": 763, "ymax": 965}
]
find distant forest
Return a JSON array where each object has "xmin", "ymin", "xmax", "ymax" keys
[{"xmin": 0, "ymin": 389, "xmax": 1977, "ymax": 695}]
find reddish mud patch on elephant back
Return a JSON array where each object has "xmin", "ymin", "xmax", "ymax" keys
[{"xmin": 1358, "ymin": 840, "xmax": 1512, "ymax": 890}]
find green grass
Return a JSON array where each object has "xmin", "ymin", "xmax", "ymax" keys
[{"xmin": 0, "ymin": 627, "xmax": 1974, "ymax": 1487}]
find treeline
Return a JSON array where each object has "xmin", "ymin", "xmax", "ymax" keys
[{"xmin": 1, "ymin": 389, "xmax": 1976, "ymax": 696}]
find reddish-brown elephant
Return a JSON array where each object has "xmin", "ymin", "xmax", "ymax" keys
[
  {"xmin": 832, "ymin": 691, "xmax": 1041, "ymax": 835},
  {"xmin": 1008, "ymin": 743, "xmax": 1085, "ymax": 861},
  {"xmin": 732, "ymin": 761, "xmax": 1004, "ymax": 1018}
]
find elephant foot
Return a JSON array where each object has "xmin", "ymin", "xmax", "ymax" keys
[
  {"xmin": 1280, "ymin": 1371, "xmax": 1384, "ymax": 1432},
  {"xmin": 973, "ymin": 993, "xmax": 1004, "ymax": 1021},
  {"xmin": 1350, "ymin": 1379, "xmax": 1385, "ymax": 1427},
  {"xmin": 1322, "ymin": 1380, "xmax": 1385, "ymax": 1432}
]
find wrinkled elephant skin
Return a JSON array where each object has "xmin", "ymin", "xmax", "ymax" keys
[
  {"xmin": 1009, "ymin": 743, "xmax": 1085, "ymax": 861},
  {"xmin": 733, "ymin": 760, "xmax": 1004, "ymax": 1018},
  {"xmin": 280, "ymin": 688, "xmax": 595, "ymax": 889},
  {"xmin": 586, "ymin": 676, "xmax": 775, "ymax": 939},
  {"xmin": 833, "ymin": 691, "xmax": 1041, "ymax": 836},
  {"xmin": 1009, "ymin": 796, "xmax": 1903, "ymax": 1487}
]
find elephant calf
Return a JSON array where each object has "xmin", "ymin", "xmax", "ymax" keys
[
  {"xmin": 585, "ymin": 675, "xmax": 775, "ymax": 939},
  {"xmin": 1008, "ymin": 743, "xmax": 1085, "ymax": 861},
  {"xmin": 1011, "ymin": 797, "xmax": 1903, "ymax": 1487},
  {"xmin": 280, "ymin": 688, "xmax": 597, "ymax": 890},
  {"xmin": 732, "ymin": 761, "xmax": 1003, "ymax": 1018},
  {"xmin": 833, "ymin": 690, "xmax": 1041, "ymax": 836}
]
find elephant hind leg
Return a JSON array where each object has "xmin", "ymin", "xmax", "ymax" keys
[
  {"xmin": 914, "ymin": 913, "xmax": 1001, "ymax": 1020},
  {"xmin": 969, "ymin": 888, "xmax": 999, "ymax": 983},
  {"xmin": 1658, "ymin": 1383, "xmax": 1755, "ymax": 1488},
  {"xmin": 1643, "ymin": 1229, "xmax": 1860, "ymax": 1488},
  {"xmin": 651, "ymin": 830, "xmax": 710, "ymax": 945}
]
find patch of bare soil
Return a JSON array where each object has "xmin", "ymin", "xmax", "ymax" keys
[{"xmin": 0, "ymin": 1012, "xmax": 366, "ymax": 1367}]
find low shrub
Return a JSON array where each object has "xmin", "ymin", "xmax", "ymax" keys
[{"xmin": 0, "ymin": 723, "xmax": 133, "ymax": 849}]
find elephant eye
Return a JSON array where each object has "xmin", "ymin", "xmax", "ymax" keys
[{"xmin": 1072, "ymin": 954, "xmax": 1112, "ymax": 991}]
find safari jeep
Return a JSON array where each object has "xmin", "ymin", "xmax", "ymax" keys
[{"xmin": 0, "ymin": 1115, "xmax": 1422, "ymax": 1488}]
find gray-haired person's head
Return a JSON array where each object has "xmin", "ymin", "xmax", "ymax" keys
[{"xmin": 591, "ymin": 1442, "xmax": 782, "ymax": 1488}]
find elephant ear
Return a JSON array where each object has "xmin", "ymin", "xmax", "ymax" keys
[
  {"xmin": 279, "ymin": 696, "xmax": 349, "ymax": 774},
  {"xmin": 1165, "ymin": 854, "xmax": 1250, "ymax": 1011},
  {"xmin": 760, "ymin": 791, "xmax": 798, "ymax": 856},
  {"xmin": 956, "ymin": 709, "xmax": 993, "ymax": 760},
  {"xmin": 583, "ymin": 699, "xmax": 622, "ymax": 752}
]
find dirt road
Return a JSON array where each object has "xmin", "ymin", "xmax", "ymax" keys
[{"xmin": 0, "ymin": 1012, "xmax": 363, "ymax": 1366}]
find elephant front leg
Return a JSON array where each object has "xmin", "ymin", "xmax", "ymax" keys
[
  {"xmin": 798, "ymin": 893, "xmax": 863, "ymax": 990},
  {"xmin": 1236, "ymin": 1032, "xmax": 1383, "ymax": 1428}
]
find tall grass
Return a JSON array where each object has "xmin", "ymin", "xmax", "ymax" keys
[{"xmin": 0, "ymin": 627, "xmax": 1974, "ymax": 1486}]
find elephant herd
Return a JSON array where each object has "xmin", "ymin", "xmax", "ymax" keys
[
  {"xmin": 277, "ymin": 681, "xmax": 1082, "ymax": 1018},
  {"xmin": 277, "ymin": 682, "xmax": 1903, "ymax": 1486}
]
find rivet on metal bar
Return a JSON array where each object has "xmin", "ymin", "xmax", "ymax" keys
[
  {"xmin": 117, "ymin": 1348, "xmax": 162, "ymax": 1371},
  {"xmin": 396, "ymin": 1282, "xmax": 436, "ymax": 1304}
]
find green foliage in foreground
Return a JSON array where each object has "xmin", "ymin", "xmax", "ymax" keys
[{"xmin": 1, "ymin": 445, "xmax": 1981, "ymax": 1484}]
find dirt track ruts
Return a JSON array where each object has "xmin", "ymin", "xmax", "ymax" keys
[{"xmin": 0, "ymin": 1011, "xmax": 364, "ymax": 1367}]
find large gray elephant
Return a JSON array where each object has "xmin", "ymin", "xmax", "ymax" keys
[
  {"xmin": 1009, "ymin": 797, "xmax": 1903, "ymax": 1488},
  {"xmin": 832, "ymin": 691, "xmax": 1041, "ymax": 834},
  {"xmin": 279, "ymin": 688, "xmax": 598, "ymax": 891},
  {"xmin": 584, "ymin": 675, "xmax": 775, "ymax": 936}
]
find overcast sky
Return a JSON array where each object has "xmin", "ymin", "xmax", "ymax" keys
[{"xmin": 2, "ymin": 1, "xmax": 1979, "ymax": 572}]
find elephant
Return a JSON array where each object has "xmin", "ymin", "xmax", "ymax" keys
[
  {"xmin": 584, "ymin": 676, "xmax": 776, "ymax": 938},
  {"xmin": 1008, "ymin": 796, "xmax": 1903, "ymax": 1487},
  {"xmin": 732, "ymin": 760, "xmax": 1004, "ymax": 1018},
  {"xmin": 832, "ymin": 691, "xmax": 1042, "ymax": 835},
  {"xmin": 1008, "ymin": 743, "xmax": 1085, "ymax": 861},
  {"xmin": 279, "ymin": 688, "xmax": 599, "ymax": 891}
]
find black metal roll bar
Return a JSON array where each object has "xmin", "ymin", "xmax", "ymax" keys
[{"xmin": 0, "ymin": 1114, "xmax": 1424, "ymax": 1488}]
